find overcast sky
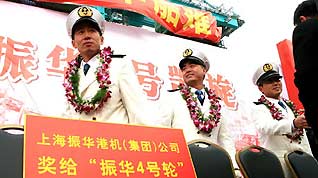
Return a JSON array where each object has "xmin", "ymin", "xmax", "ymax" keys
[
  {"xmin": 210, "ymin": 0, "xmax": 303, "ymax": 62},
  {"xmin": 202, "ymin": 0, "xmax": 306, "ymax": 101}
]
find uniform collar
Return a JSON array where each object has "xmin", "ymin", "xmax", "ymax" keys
[{"xmin": 80, "ymin": 54, "xmax": 99, "ymax": 70}]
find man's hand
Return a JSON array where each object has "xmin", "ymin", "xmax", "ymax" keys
[{"xmin": 294, "ymin": 113, "xmax": 310, "ymax": 129}]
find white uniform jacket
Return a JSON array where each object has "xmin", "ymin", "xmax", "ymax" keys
[
  {"xmin": 160, "ymin": 87, "xmax": 237, "ymax": 167},
  {"xmin": 252, "ymin": 96, "xmax": 312, "ymax": 177},
  {"xmin": 64, "ymin": 54, "xmax": 156, "ymax": 126}
]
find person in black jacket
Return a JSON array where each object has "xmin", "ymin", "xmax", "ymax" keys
[{"xmin": 292, "ymin": 0, "xmax": 318, "ymax": 159}]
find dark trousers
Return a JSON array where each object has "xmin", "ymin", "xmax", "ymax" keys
[
  {"xmin": 305, "ymin": 129, "xmax": 318, "ymax": 159},
  {"xmin": 304, "ymin": 106, "xmax": 318, "ymax": 159}
]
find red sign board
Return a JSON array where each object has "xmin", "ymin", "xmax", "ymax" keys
[{"xmin": 24, "ymin": 115, "xmax": 196, "ymax": 178}]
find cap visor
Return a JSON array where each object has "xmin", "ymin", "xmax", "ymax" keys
[
  {"xmin": 263, "ymin": 73, "xmax": 282, "ymax": 80},
  {"xmin": 257, "ymin": 72, "xmax": 282, "ymax": 85},
  {"xmin": 179, "ymin": 56, "xmax": 205, "ymax": 69},
  {"xmin": 72, "ymin": 18, "xmax": 101, "ymax": 37}
]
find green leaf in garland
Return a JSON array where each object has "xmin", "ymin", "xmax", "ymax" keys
[
  {"xmin": 63, "ymin": 47, "xmax": 113, "ymax": 114},
  {"xmin": 91, "ymin": 88, "xmax": 107, "ymax": 104}
]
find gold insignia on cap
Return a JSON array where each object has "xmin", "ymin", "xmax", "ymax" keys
[
  {"xmin": 77, "ymin": 7, "xmax": 93, "ymax": 17},
  {"xmin": 183, "ymin": 49, "xmax": 193, "ymax": 57},
  {"xmin": 263, "ymin": 63, "xmax": 273, "ymax": 72}
]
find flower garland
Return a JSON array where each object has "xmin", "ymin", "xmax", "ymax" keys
[
  {"xmin": 258, "ymin": 95, "xmax": 304, "ymax": 143},
  {"xmin": 178, "ymin": 83, "xmax": 222, "ymax": 134},
  {"xmin": 63, "ymin": 47, "xmax": 112, "ymax": 114}
]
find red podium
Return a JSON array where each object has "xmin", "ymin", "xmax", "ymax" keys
[{"xmin": 24, "ymin": 115, "xmax": 196, "ymax": 178}]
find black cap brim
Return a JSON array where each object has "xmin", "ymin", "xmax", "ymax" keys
[
  {"xmin": 257, "ymin": 71, "xmax": 282, "ymax": 85},
  {"xmin": 71, "ymin": 18, "xmax": 101, "ymax": 39},
  {"xmin": 179, "ymin": 56, "xmax": 205, "ymax": 69}
]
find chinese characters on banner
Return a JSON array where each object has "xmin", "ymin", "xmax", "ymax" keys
[
  {"xmin": 36, "ymin": 0, "xmax": 222, "ymax": 43},
  {"xmin": 24, "ymin": 115, "xmax": 196, "ymax": 178},
  {"xmin": 0, "ymin": 36, "xmax": 38, "ymax": 83},
  {"xmin": 0, "ymin": 35, "xmax": 238, "ymax": 110}
]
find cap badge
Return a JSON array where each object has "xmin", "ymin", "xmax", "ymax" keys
[
  {"xmin": 183, "ymin": 49, "xmax": 193, "ymax": 57},
  {"xmin": 262, "ymin": 63, "xmax": 273, "ymax": 72},
  {"xmin": 77, "ymin": 7, "xmax": 93, "ymax": 18}
]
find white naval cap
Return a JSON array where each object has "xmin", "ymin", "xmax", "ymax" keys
[
  {"xmin": 66, "ymin": 6, "xmax": 105, "ymax": 39},
  {"xmin": 179, "ymin": 48, "xmax": 210, "ymax": 71},
  {"xmin": 253, "ymin": 63, "xmax": 282, "ymax": 85}
]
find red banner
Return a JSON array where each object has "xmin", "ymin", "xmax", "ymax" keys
[
  {"xmin": 277, "ymin": 39, "xmax": 304, "ymax": 110},
  {"xmin": 36, "ymin": 0, "xmax": 222, "ymax": 43},
  {"xmin": 24, "ymin": 115, "xmax": 196, "ymax": 178}
]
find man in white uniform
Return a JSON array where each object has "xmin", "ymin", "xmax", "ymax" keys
[
  {"xmin": 160, "ymin": 48, "xmax": 239, "ymax": 175},
  {"xmin": 251, "ymin": 62, "xmax": 312, "ymax": 178},
  {"xmin": 63, "ymin": 6, "xmax": 156, "ymax": 125}
]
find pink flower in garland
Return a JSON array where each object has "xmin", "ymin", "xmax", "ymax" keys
[
  {"xmin": 178, "ymin": 83, "xmax": 222, "ymax": 134},
  {"xmin": 63, "ymin": 47, "xmax": 113, "ymax": 114},
  {"xmin": 258, "ymin": 95, "xmax": 304, "ymax": 143}
]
